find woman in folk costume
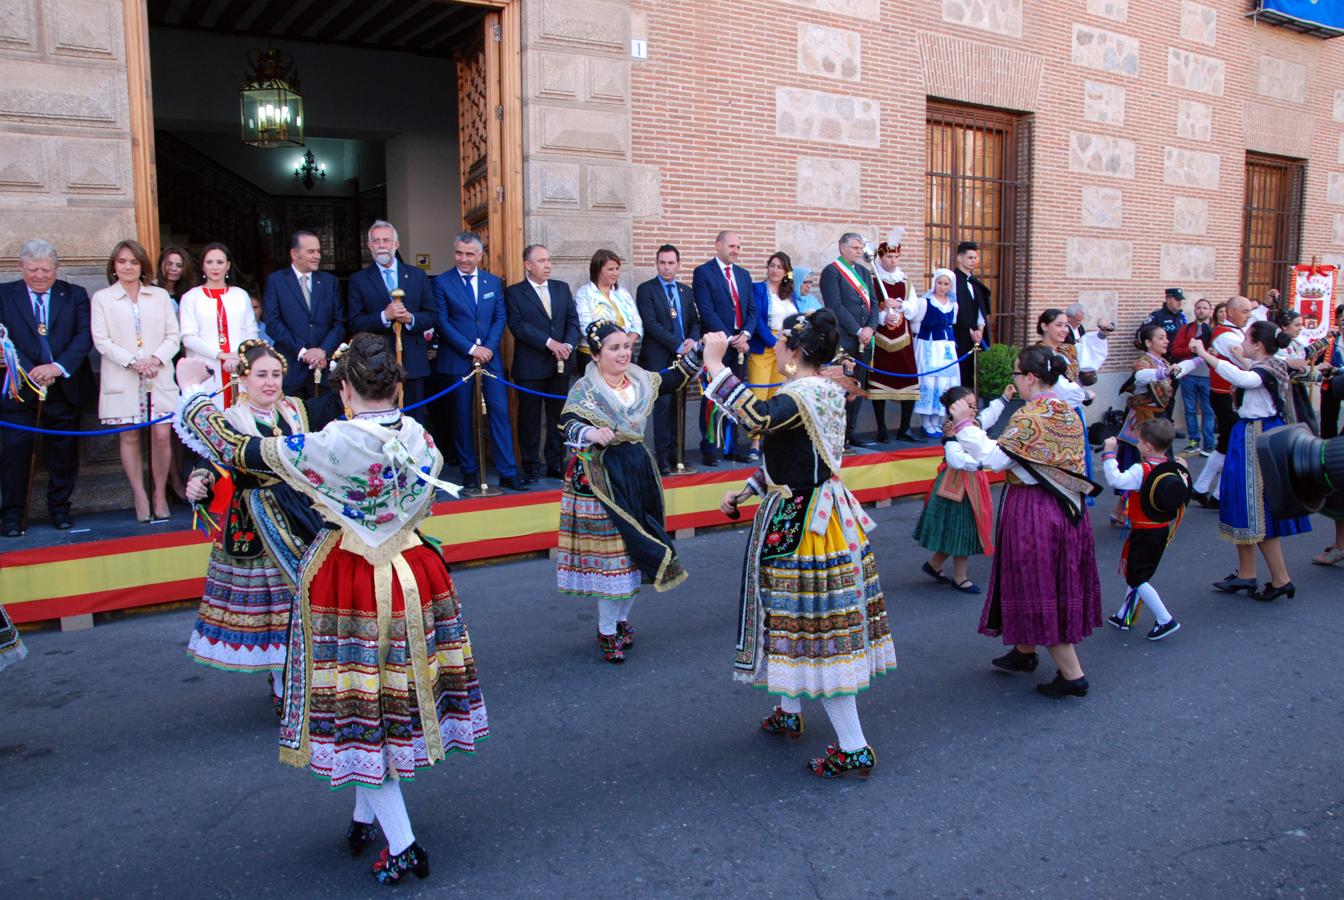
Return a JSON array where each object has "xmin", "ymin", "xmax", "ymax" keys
[
  {"xmin": 1189, "ymin": 324, "xmax": 1311, "ymax": 602},
  {"xmin": 902, "ymin": 267, "xmax": 961, "ymax": 438},
  {"xmin": 0, "ymin": 600, "xmax": 27, "ymax": 672},
  {"xmin": 744, "ymin": 252, "xmax": 799, "ymax": 461},
  {"xmin": 704, "ymin": 310, "xmax": 896, "ymax": 780},
  {"xmin": 557, "ymin": 320, "xmax": 703, "ymax": 663},
  {"xmin": 178, "ymin": 242, "xmax": 259, "ymax": 409},
  {"xmin": 1275, "ymin": 308, "xmax": 1333, "ymax": 433},
  {"xmin": 176, "ymin": 333, "xmax": 487, "ymax": 886},
  {"xmin": 1109, "ymin": 323, "xmax": 1176, "ymax": 528},
  {"xmin": 914, "ymin": 384, "xmax": 1012, "ymax": 595},
  {"xmin": 1035, "ymin": 307, "xmax": 1112, "ymax": 503},
  {"xmin": 951, "ymin": 345, "xmax": 1103, "ymax": 699},
  {"xmin": 868, "ymin": 230, "xmax": 920, "ymax": 443},
  {"xmin": 182, "ymin": 341, "xmax": 339, "ymax": 709}
]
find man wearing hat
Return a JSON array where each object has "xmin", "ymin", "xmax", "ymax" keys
[
  {"xmin": 1142, "ymin": 288, "xmax": 1188, "ymax": 363},
  {"xmin": 1100, "ymin": 418, "xmax": 1190, "ymax": 641}
]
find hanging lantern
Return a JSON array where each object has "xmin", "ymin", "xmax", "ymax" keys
[{"xmin": 240, "ymin": 47, "xmax": 303, "ymax": 148}]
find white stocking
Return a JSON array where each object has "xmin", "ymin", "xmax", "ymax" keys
[
  {"xmin": 923, "ymin": 413, "xmax": 943, "ymax": 432},
  {"xmin": 615, "ymin": 596, "xmax": 636, "ymax": 623},
  {"xmin": 1135, "ymin": 581, "xmax": 1172, "ymax": 625},
  {"xmin": 1194, "ymin": 451, "xmax": 1223, "ymax": 493},
  {"xmin": 362, "ymin": 780, "xmax": 416, "ymax": 855},
  {"xmin": 821, "ymin": 695, "xmax": 868, "ymax": 752},
  {"xmin": 271, "ymin": 669, "xmax": 284, "ymax": 700},
  {"xmin": 778, "ymin": 695, "xmax": 802, "ymax": 714},
  {"xmin": 596, "ymin": 599, "xmax": 621, "ymax": 636},
  {"xmin": 352, "ymin": 786, "xmax": 375, "ymax": 824}
]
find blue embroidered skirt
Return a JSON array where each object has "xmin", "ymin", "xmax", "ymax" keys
[{"xmin": 1218, "ymin": 417, "xmax": 1311, "ymax": 544}]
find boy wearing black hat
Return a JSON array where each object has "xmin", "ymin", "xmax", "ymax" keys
[{"xmin": 1101, "ymin": 418, "xmax": 1191, "ymax": 641}]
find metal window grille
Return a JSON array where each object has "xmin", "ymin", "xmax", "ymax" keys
[
  {"xmin": 1241, "ymin": 153, "xmax": 1305, "ymax": 303},
  {"xmin": 925, "ymin": 102, "xmax": 1032, "ymax": 346}
]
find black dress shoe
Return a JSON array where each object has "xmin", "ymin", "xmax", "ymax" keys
[
  {"xmin": 659, "ymin": 463, "xmax": 672, "ymax": 476},
  {"xmin": 991, "ymin": 648, "xmax": 1039, "ymax": 673},
  {"xmin": 894, "ymin": 430, "xmax": 917, "ymax": 443},
  {"xmin": 545, "ymin": 467, "xmax": 565, "ymax": 480},
  {"xmin": 1192, "ymin": 491, "xmax": 1219, "ymax": 510},
  {"xmin": 498, "ymin": 476, "xmax": 530, "ymax": 491},
  {"xmin": 875, "ymin": 429, "xmax": 890, "ymax": 443},
  {"xmin": 52, "ymin": 512, "xmax": 74, "ymax": 530},
  {"xmin": 1251, "ymin": 581, "xmax": 1296, "ymax": 602},
  {"xmin": 520, "ymin": 471, "xmax": 540, "ymax": 485},
  {"xmin": 701, "ymin": 451, "xmax": 720, "ymax": 467},
  {"xmin": 462, "ymin": 471, "xmax": 481, "ymax": 487},
  {"xmin": 848, "ymin": 436, "xmax": 873, "ymax": 448},
  {"xmin": 1036, "ymin": 672, "xmax": 1089, "ymax": 698},
  {"xmin": 1212, "ymin": 574, "xmax": 1257, "ymax": 594},
  {"xmin": 1, "ymin": 522, "xmax": 22, "ymax": 538}
]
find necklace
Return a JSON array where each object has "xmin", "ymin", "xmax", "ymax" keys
[
  {"xmin": 354, "ymin": 408, "xmax": 400, "ymax": 420},
  {"xmin": 248, "ymin": 402, "xmax": 282, "ymax": 437}
]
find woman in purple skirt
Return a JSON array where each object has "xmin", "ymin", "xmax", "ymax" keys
[{"xmin": 947, "ymin": 345, "xmax": 1104, "ymax": 698}]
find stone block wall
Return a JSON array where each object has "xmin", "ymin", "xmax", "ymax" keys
[{"xmin": 625, "ymin": 0, "xmax": 1344, "ymax": 368}]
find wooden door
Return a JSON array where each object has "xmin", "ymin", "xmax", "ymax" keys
[{"xmin": 456, "ymin": 15, "xmax": 503, "ymax": 273}]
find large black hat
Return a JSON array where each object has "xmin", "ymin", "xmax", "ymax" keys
[{"xmin": 1139, "ymin": 459, "xmax": 1192, "ymax": 523}]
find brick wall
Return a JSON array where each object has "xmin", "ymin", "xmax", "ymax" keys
[{"xmin": 627, "ymin": 0, "xmax": 1344, "ymax": 364}]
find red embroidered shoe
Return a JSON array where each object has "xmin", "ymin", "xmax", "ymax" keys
[
  {"xmin": 597, "ymin": 632, "xmax": 625, "ymax": 664},
  {"xmin": 760, "ymin": 706, "xmax": 805, "ymax": 741},
  {"xmin": 807, "ymin": 744, "xmax": 876, "ymax": 779},
  {"xmin": 615, "ymin": 620, "xmax": 635, "ymax": 650}
]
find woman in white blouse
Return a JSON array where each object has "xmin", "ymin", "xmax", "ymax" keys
[
  {"xmin": 902, "ymin": 268, "xmax": 961, "ymax": 437},
  {"xmin": 1189, "ymin": 321, "xmax": 1311, "ymax": 602},
  {"xmin": 91, "ymin": 240, "xmax": 181, "ymax": 523},
  {"xmin": 178, "ymin": 242, "xmax": 258, "ymax": 408},
  {"xmin": 575, "ymin": 250, "xmax": 642, "ymax": 356}
]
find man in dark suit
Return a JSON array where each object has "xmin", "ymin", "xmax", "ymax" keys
[
  {"xmin": 262, "ymin": 230, "xmax": 344, "ymax": 398},
  {"xmin": 636, "ymin": 244, "xmax": 700, "ymax": 474},
  {"xmin": 432, "ymin": 231, "xmax": 525, "ymax": 491},
  {"xmin": 1065, "ymin": 303, "xmax": 1087, "ymax": 345},
  {"xmin": 0, "ymin": 239, "xmax": 94, "ymax": 534},
  {"xmin": 821, "ymin": 232, "xmax": 879, "ymax": 447},
  {"xmin": 346, "ymin": 219, "xmax": 432, "ymax": 419},
  {"xmin": 691, "ymin": 230, "xmax": 755, "ymax": 465},
  {"xmin": 952, "ymin": 241, "xmax": 991, "ymax": 386},
  {"xmin": 505, "ymin": 243, "xmax": 579, "ymax": 483}
]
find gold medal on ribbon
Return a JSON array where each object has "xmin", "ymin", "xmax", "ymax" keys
[{"xmin": 37, "ymin": 324, "xmax": 47, "ymax": 336}]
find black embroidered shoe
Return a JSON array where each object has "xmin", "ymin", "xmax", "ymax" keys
[
  {"xmin": 371, "ymin": 841, "xmax": 430, "ymax": 885},
  {"xmin": 808, "ymin": 744, "xmax": 875, "ymax": 779},
  {"xmin": 347, "ymin": 821, "xmax": 378, "ymax": 857},
  {"xmin": 760, "ymin": 706, "xmax": 805, "ymax": 741}
]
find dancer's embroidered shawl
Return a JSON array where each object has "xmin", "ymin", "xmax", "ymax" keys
[{"xmin": 995, "ymin": 394, "xmax": 1100, "ymax": 520}]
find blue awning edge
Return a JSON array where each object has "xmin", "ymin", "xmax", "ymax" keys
[{"xmin": 1251, "ymin": 0, "xmax": 1344, "ymax": 39}]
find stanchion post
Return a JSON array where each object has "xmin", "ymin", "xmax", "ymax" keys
[
  {"xmin": 673, "ymin": 353, "xmax": 696, "ymax": 475},
  {"xmin": 463, "ymin": 363, "xmax": 502, "ymax": 498},
  {"xmin": 972, "ymin": 344, "xmax": 980, "ymax": 400}
]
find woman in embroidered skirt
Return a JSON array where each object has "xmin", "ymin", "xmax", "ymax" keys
[
  {"xmin": 868, "ymin": 235, "xmax": 920, "ymax": 443},
  {"xmin": 183, "ymin": 341, "xmax": 339, "ymax": 709},
  {"xmin": 0, "ymin": 600, "xmax": 27, "ymax": 672},
  {"xmin": 557, "ymin": 320, "xmax": 702, "ymax": 663},
  {"xmin": 1189, "ymin": 324, "xmax": 1311, "ymax": 602},
  {"xmin": 1110, "ymin": 323, "xmax": 1176, "ymax": 527},
  {"xmin": 951, "ymin": 345, "xmax": 1103, "ymax": 699},
  {"xmin": 178, "ymin": 242, "xmax": 258, "ymax": 409},
  {"xmin": 914, "ymin": 384, "xmax": 1011, "ymax": 595},
  {"xmin": 902, "ymin": 267, "xmax": 961, "ymax": 438},
  {"xmin": 703, "ymin": 310, "xmax": 896, "ymax": 779},
  {"xmin": 177, "ymin": 333, "xmax": 487, "ymax": 886}
]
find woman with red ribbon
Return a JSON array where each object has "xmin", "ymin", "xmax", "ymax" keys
[{"xmin": 178, "ymin": 242, "xmax": 258, "ymax": 409}]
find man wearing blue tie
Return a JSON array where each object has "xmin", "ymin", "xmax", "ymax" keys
[
  {"xmin": 262, "ymin": 230, "xmax": 344, "ymax": 398},
  {"xmin": 346, "ymin": 220, "xmax": 432, "ymax": 419},
  {"xmin": 431, "ymin": 232, "xmax": 525, "ymax": 491},
  {"xmin": 636, "ymin": 244, "xmax": 700, "ymax": 474}
]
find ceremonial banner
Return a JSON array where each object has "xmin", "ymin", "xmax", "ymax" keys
[{"xmin": 1288, "ymin": 263, "xmax": 1337, "ymax": 345}]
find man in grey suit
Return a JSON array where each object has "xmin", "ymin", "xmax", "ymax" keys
[{"xmin": 820, "ymin": 232, "xmax": 879, "ymax": 447}]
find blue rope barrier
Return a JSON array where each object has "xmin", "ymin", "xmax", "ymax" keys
[
  {"xmin": 402, "ymin": 373, "xmax": 471, "ymax": 411},
  {"xmin": 848, "ymin": 348, "xmax": 977, "ymax": 379},
  {"xmin": 487, "ymin": 372, "xmax": 569, "ymax": 400}
]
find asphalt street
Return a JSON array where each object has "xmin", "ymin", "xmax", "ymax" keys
[{"xmin": 3, "ymin": 479, "xmax": 1342, "ymax": 898}]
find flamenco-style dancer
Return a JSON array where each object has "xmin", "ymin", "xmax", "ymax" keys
[
  {"xmin": 177, "ymin": 333, "xmax": 487, "ymax": 886},
  {"xmin": 557, "ymin": 320, "xmax": 702, "ymax": 662},
  {"xmin": 949, "ymin": 345, "xmax": 1104, "ymax": 699},
  {"xmin": 1189, "ymin": 326, "xmax": 1311, "ymax": 601},
  {"xmin": 914, "ymin": 384, "xmax": 1011, "ymax": 595},
  {"xmin": 703, "ymin": 311, "xmax": 896, "ymax": 779},
  {"xmin": 0, "ymin": 600, "xmax": 26, "ymax": 672},
  {"xmin": 183, "ymin": 340, "xmax": 338, "ymax": 710}
]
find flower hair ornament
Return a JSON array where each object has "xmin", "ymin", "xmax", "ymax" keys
[
  {"xmin": 585, "ymin": 318, "xmax": 623, "ymax": 353},
  {"xmin": 327, "ymin": 342, "xmax": 350, "ymax": 374},
  {"xmin": 235, "ymin": 338, "xmax": 287, "ymax": 376}
]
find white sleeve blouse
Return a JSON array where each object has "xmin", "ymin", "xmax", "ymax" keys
[{"xmin": 1212, "ymin": 359, "xmax": 1278, "ymax": 419}]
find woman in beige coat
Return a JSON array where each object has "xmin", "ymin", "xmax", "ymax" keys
[{"xmin": 91, "ymin": 240, "xmax": 181, "ymax": 523}]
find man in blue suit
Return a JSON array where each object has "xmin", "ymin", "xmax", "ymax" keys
[
  {"xmin": 691, "ymin": 230, "xmax": 755, "ymax": 465},
  {"xmin": 262, "ymin": 230, "xmax": 344, "ymax": 398},
  {"xmin": 0, "ymin": 239, "xmax": 94, "ymax": 534},
  {"xmin": 346, "ymin": 219, "xmax": 432, "ymax": 419},
  {"xmin": 432, "ymin": 231, "xmax": 525, "ymax": 491}
]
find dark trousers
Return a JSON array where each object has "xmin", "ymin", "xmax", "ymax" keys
[
  {"xmin": 871, "ymin": 399, "xmax": 914, "ymax": 436},
  {"xmin": 422, "ymin": 373, "xmax": 457, "ymax": 461},
  {"xmin": 1211, "ymin": 391, "xmax": 1237, "ymax": 455},
  {"xmin": 401, "ymin": 376, "xmax": 426, "ymax": 424},
  {"xmin": 699, "ymin": 357, "xmax": 746, "ymax": 457},
  {"xmin": 1322, "ymin": 385, "xmax": 1341, "ymax": 439},
  {"xmin": 956, "ymin": 332, "xmax": 977, "ymax": 387},
  {"xmin": 446, "ymin": 369, "xmax": 516, "ymax": 479},
  {"xmin": 652, "ymin": 391, "xmax": 683, "ymax": 465},
  {"xmin": 516, "ymin": 373, "xmax": 569, "ymax": 474},
  {"xmin": 0, "ymin": 391, "xmax": 81, "ymax": 522},
  {"xmin": 845, "ymin": 347, "xmax": 871, "ymax": 439}
]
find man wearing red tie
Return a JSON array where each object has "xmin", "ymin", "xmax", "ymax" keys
[
  {"xmin": 821, "ymin": 232, "xmax": 879, "ymax": 447},
  {"xmin": 692, "ymin": 231, "xmax": 756, "ymax": 465}
]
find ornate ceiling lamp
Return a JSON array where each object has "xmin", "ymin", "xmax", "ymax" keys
[{"xmin": 240, "ymin": 47, "xmax": 303, "ymax": 148}]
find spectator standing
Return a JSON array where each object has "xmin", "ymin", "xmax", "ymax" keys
[
  {"xmin": 692, "ymin": 231, "xmax": 755, "ymax": 464},
  {"xmin": 179, "ymin": 242, "xmax": 258, "ymax": 409},
  {"xmin": 1170, "ymin": 297, "xmax": 1215, "ymax": 455},
  {"xmin": 432, "ymin": 231, "xmax": 524, "ymax": 491},
  {"xmin": 635, "ymin": 244, "xmax": 700, "ymax": 474},
  {"xmin": 952, "ymin": 241, "xmax": 991, "ymax": 387},
  {"xmin": 0, "ymin": 239, "xmax": 94, "ymax": 535},
  {"xmin": 1065, "ymin": 303, "xmax": 1087, "ymax": 345},
  {"xmin": 346, "ymin": 220, "xmax": 432, "ymax": 417},
  {"xmin": 575, "ymin": 250, "xmax": 642, "ymax": 355},
  {"xmin": 820, "ymin": 232, "xmax": 879, "ymax": 447},
  {"xmin": 154, "ymin": 245, "xmax": 197, "ymax": 308},
  {"xmin": 505, "ymin": 243, "xmax": 579, "ymax": 483},
  {"xmin": 1141, "ymin": 288, "xmax": 1188, "ymax": 361},
  {"xmin": 263, "ymin": 230, "xmax": 344, "ymax": 399},
  {"xmin": 91, "ymin": 239, "xmax": 180, "ymax": 523}
]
